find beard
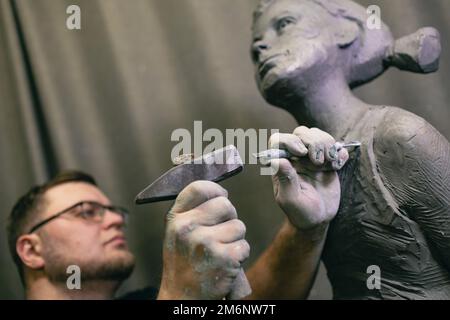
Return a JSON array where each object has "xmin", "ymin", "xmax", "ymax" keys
[{"xmin": 43, "ymin": 243, "xmax": 135, "ymax": 284}]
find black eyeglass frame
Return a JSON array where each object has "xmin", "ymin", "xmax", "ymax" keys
[{"xmin": 27, "ymin": 201, "xmax": 129, "ymax": 234}]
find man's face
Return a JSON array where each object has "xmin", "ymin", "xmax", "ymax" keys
[
  {"xmin": 251, "ymin": 0, "xmax": 334, "ymax": 101},
  {"xmin": 36, "ymin": 182, "xmax": 135, "ymax": 283}
]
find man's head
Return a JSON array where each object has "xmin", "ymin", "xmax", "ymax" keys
[
  {"xmin": 251, "ymin": 0, "xmax": 393, "ymax": 106},
  {"xmin": 7, "ymin": 170, "xmax": 135, "ymax": 290}
]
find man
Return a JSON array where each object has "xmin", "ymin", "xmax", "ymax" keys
[{"xmin": 7, "ymin": 127, "xmax": 349, "ymax": 299}]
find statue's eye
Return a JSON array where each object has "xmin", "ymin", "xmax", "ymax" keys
[{"xmin": 276, "ymin": 17, "xmax": 296, "ymax": 32}]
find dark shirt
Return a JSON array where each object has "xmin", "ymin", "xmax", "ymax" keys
[{"xmin": 117, "ymin": 287, "xmax": 159, "ymax": 300}]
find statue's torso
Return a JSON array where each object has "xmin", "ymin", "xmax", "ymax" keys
[{"xmin": 322, "ymin": 107, "xmax": 450, "ymax": 300}]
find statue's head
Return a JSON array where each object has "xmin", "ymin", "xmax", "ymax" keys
[{"xmin": 251, "ymin": 0, "xmax": 441, "ymax": 107}]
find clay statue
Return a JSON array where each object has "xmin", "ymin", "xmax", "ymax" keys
[{"xmin": 251, "ymin": 0, "xmax": 450, "ymax": 299}]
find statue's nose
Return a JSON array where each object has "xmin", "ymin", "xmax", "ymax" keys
[{"xmin": 251, "ymin": 41, "xmax": 271, "ymax": 63}]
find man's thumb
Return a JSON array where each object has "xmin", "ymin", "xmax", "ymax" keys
[{"xmin": 271, "ymin": 159, "xmax": 299, "ymax": 197}]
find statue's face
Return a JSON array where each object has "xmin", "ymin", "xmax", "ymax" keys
[{"xmin": 251, "ymin": 0, "xmax": 334, "ymax": 102}]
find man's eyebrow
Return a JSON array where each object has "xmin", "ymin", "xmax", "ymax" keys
[{"xmin": 67, "ymin": 200, "xmax": 107, "ymax": 209}]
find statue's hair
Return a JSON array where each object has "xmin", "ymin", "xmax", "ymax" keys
[
  {"xmin": 254, "ymin": 0, "xmax": 361, "ymax": 23},
  {"xmin": 253, "ymin": 0, "xmax": 441, "ymax": 88},
  {"xmin": 253, "ymin": 0, "xmax": 276, "ymax": 21}
]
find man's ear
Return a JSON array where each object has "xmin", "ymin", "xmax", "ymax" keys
[
  {"xmin": 334, "ymin": 19, "xmax": 359, "ymax": 48},
  {"xmin": 16, "ymin": 234, "xmax": 45, "ymax": 270}
]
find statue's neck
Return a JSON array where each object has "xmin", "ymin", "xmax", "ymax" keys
[{"xmin": 287, "ymin": 73, "xmax": 368, "ymax": 140}]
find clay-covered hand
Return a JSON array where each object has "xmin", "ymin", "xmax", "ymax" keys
[
  {"xmin": 157, "ymin": 181, "xmax": 250, "ymax": 300},
  {"xmin": 269, "ymin": 127, "xmax": 349, "ymax": 230}
]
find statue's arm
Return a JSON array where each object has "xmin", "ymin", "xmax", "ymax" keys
[{"xmin": 375, "ymin": 109, "xmax": 450, "ymax": 270}]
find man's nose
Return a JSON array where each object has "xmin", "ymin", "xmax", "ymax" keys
[
  {"xmin": 251, "ymin": 40, "xmax": 271, "ymax": 63},
  {"xmin": 102, "ymin": 210, "xmax": 126, "ymax": 229}
]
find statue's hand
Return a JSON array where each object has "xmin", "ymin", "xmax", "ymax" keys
[{"xmin": 269, "ymin": 127, "xmax": 349, "ymax": 230}]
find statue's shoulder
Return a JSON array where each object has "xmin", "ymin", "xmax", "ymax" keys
[
  {"xmin": 373, "ymin": 106, "xmax": 429, "ymax": 146},
  {"xmin": 371, "ymin": 106, "xmax": 446, "ymax": 184},
  {"xmin": 369, "ymin": 107, "xmax": 442, "ymax": 209},
  {"xmin": 370, "ymin": 106, "xmax": 437, "ymax": 180}
]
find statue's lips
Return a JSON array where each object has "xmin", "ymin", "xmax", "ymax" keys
[{"xmin": 258, "ymin": 54, "xmax": 283, "ymax": 79}]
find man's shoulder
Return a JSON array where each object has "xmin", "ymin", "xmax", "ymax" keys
[{"xmin": 116, "ymin": 287, "xmax": 159, "ymax": 300}]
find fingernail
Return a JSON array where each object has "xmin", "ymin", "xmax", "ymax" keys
[
  {"xmin": 328, "ymin": 146, "xmax": 338, "ymax": 160},
  {"xmin": 296, "ymin": 140, "xmax": 307, "ymax": 154},
  {"xmin": 300, "ymin": 145, "xmax": 308, "ymax": 154},
  {"xmin": 316, "ymin": 149, "xmax": 323, "ymax": 161}
]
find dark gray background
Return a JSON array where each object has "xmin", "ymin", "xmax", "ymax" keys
[{"xmin": 0, "ymin": 0, "xmax": 449, "ymax": 299}]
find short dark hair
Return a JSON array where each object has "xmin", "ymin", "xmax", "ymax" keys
[{"xmin": 7, "ymin": 170, "xmax": 97, "ymax": 285}]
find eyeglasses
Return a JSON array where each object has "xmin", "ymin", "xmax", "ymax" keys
[{"xmin": 28, "ymin": 201, "xmax": 129, "ymax": 234}]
